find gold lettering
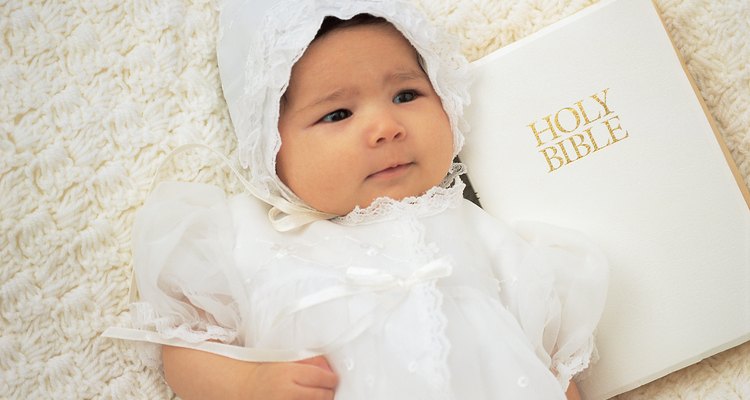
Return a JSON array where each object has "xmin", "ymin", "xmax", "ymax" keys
[
  {"xmin": 554, "ymin": 107, "xmax": 581, "ymax": 134},
  {"xmin": 556, "ymin": 140, "xmax": 573, "ymax": 164},
  {"xmin": 567, "ymin": 133, "xmax": 592, "ymax": 159},
  {"xmin": 591, "ymin": 88, "xmax": 613, "ymax": 116},
  {"xmin": 603, "ymin": 115, "xmax": 629, "ymax": 143},
  {"xmin": 583, "ymin": 126, "xmax": 611, "ymax": 152},
  {"xmin": 575, "ymin": 99, "xmax": 601, "ymax": 125},
  {"xmin": 540, "ymin": 146, "xmax": 564, "ymax": 173},
  {"xmin": 531, "ymin": 88, "xmax": 628, "ymax": 172},
  {"xmin": 528, "ymin": 115, "xmax": 559, "ymax": 147}
]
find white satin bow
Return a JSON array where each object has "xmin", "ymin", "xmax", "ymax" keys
[
  {"xmin": 345, "ymin": 258, "xmax": 454, "ymax": 289},
  {"xmin": 288, "ymin": 258, "xmax": 454, "ymax": 315}
]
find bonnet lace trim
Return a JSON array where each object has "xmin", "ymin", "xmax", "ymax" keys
[{"xmin": 335, "ymin": 163, "xmax": 467, "ymax": 226}]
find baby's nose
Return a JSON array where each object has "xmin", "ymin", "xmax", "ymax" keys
[{"xmin": 367, "ymin": 112, "xmax": 406, "ymax": 146}]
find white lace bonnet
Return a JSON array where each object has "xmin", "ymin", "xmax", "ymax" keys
[{"xmin": 216, "ymin": 0, "xmax": 470, "ymax": 228}]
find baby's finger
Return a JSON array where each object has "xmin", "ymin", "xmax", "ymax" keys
[
  {"xmin": 293, "ymin": 387, "xmax": 336, "ymax": 400},
  {"xmin": 296, "ymin": 355, "xmax": 333, "ymax": 372},
  {"xmin": 292, "ymin": 364, "xmax": 339, "ymax": 389}
]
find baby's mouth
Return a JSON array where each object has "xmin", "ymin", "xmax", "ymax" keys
[{"xmin": 367, "ymin": 162, "xmax": 414, "ymax": 180}]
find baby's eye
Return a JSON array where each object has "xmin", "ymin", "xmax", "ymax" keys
[
  {"xmin": 393, "ymin": 90, "xmax": 419, "ymax": 104},
  {"xmin": 320, "ymin": 109, "xmax": 352, "ymax": 123}
]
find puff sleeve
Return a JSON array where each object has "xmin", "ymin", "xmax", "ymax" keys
[
  {"xmin": 129, "ymin": 181, "xmax": 244, "ymax": 348},
  {"xmin": 477, "ymin": 212, "xmax": 609, "ymax": 390}
]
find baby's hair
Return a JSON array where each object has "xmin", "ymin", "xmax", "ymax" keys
[{"xmin": 314, "ymin": 14, "xmax": 389, "ymax": 42}]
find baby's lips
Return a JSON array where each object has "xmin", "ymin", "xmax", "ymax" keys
[{"xmin": 367, "ymin": 161, "xmax": 414, "ymax": 179}]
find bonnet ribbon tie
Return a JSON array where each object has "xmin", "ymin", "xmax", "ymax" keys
[{"xmin": 147, "ymin": 143, "xmax": 336, "ymax": 230}]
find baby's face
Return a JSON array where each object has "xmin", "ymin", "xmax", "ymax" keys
[{"xmin": 277, "ymin": 23, "xmax": 454, "ymax": 215}]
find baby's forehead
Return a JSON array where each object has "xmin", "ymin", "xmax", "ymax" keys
[{"xmin": 285, "ymin": 22, "xmax": 427, "ymax": 93}]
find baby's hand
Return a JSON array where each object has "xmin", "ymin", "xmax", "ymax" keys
[
  {"xmin": 295, "ymin": 355, "xmax": 335, "ymax": 372},
  {"xmin": 244, "ymin": 356, "xmax": 338, "ymax": 400},
  {"xmin": 162, "ymin": 346, "xmax": 338, "ymax": 400}
]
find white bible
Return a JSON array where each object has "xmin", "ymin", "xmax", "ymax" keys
[{"xmin": 459, "ymin": 0, "xmax": 750, "ymax": 398}]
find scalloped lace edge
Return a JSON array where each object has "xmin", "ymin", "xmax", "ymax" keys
[
  {"xmin": 335, "ymin": 164, "xmax": 467, "ymax": 226},
  {"xmin": 130, "ymin": 302, "xmax": 238, "ymax": 344},
  {"xmin": 551, "ymin": 336, "xmax": 598, "ymax": 392}
]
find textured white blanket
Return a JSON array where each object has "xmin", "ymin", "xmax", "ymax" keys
[{"xmin": 1, "ymin": 0, "xmax": 748, "ymax": 398}]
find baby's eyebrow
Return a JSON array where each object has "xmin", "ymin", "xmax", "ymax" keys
[
  {"xmin": 384, "ymin": 68, "xmax": 427, "ymax": 85},
  {"xmin": 294, "ymin": 68, "xmax": 427, "ymax": 113},
  {"xmin": 297, "ymin": 87, "xmax": 356, "ymax": 113}
]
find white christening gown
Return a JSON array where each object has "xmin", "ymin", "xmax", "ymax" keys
[{"xmin": 124, "ymin": 179, "xmax": 608, "ymax": 399}]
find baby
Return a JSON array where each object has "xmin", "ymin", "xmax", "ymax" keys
[{"xmin": 105, "ymin": 1, "xmax": 608, "ymax": 399}]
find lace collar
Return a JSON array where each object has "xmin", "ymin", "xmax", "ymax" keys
[{"xmin": 334, "ymin": 164, "xmax": 467, "ymax": 226}]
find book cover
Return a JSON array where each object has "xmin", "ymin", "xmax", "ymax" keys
[{"xmin": 459, "ymin": 0, "xmax": 750, "ymax": 398}]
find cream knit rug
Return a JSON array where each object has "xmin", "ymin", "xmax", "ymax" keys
[{"xmin": 2, "ymin": 0, "xmax": 748, "ymax": 398}]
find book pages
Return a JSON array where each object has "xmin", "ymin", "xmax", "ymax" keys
[{"xmin": 459, "ymin": 0, "xmax": 750, "ymax": 398}]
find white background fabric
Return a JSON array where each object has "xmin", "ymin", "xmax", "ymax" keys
[{"xmin": 1, "ymin": 0, "xmax": 748, "ymax": 398}]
